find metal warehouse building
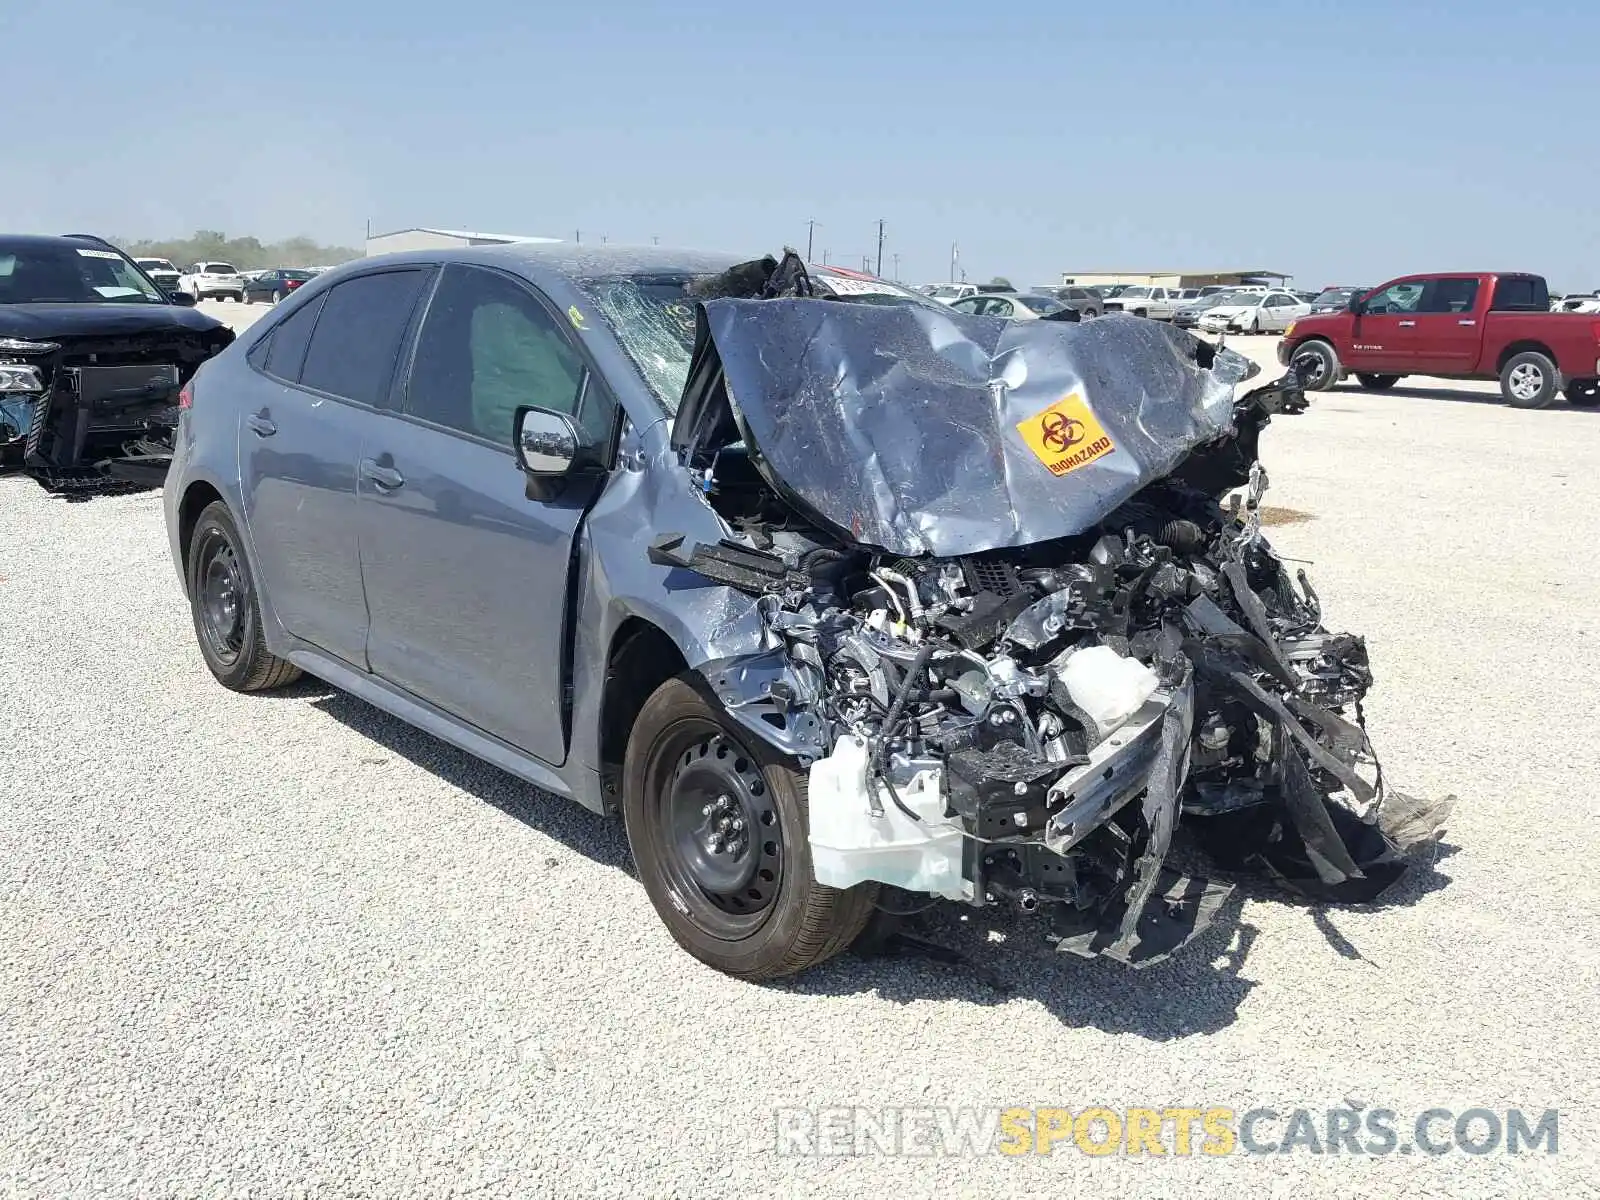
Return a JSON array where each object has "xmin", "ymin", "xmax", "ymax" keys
[
  {"xmin": 365, "ymin": 227, "xmax": 562, "ymax": 256},
  {"xmin": 1058, "ymin": 269, "xmax": 1292, "ymax": 289}
]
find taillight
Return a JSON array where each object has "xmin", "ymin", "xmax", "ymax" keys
[
  {"xmin": 287, "ymin": 279, "xmax": 301, "ymax": 290},
  {"xmin": 178, "ymin": 383, "xmax": 193, "ymax": 410}
]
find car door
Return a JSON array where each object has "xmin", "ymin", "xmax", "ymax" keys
[
  {"xmin": 1407, "ymin": 277, "xmax": 1482, "ymax": 375},
  {"xmin": 1259, "ymin": 294, "xmax": 1293, "ymax": 331},
  {"xmin": 240, "ymin": 268, "xmax": 432, "ymax": 667},
  {"xmin": 1345, "ymin": 279, "xmax": 1425, "ymax": 371},
  {"xmin": 356, "ymin": 262, "xmax": 611, "ymax": 764}
]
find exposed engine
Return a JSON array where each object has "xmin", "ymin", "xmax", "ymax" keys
[{"xmin": 658, "ymin": 366, "xmax": 1448, "ymax": 966}]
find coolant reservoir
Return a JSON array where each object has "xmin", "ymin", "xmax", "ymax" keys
[
  {"xmin": 1059, "ymin": 644, "xmax": 1161, "ymax": 732},
  {"xmin": 808, "ymin": 736, "xmax": 971, "ymax": 900}
]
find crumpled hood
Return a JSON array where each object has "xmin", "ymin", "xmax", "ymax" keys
[
  {"xmin": 673, "ymin": 302, "xmax": 1256, "ymax": 558},
  {"xmin": 0, "ymin": 302, "xmax": 226, "ymax": 342}
]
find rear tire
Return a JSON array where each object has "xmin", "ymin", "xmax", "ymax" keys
[
  {"xmin": 185, "ymin": 501, "xmax": 302, "ymax": 692},
  {"xmin": 1565, "ymin": 378, "xmax": 1600, "ymax": 407},
  {"xmin": 1356, "ymin": 373, "xmax": 1402, "ymax": 391},
  {"xmin": 1500, "ymin": 350, "xmax": 1559, "ymax": 409},
  {"xmin": 623, "ymin": 675, "xmax": 877, "ymax": 981},
  {"xmin": 272, "ymin": 289, "xmax": 284, "ymax": 304},
  {"xmin": 1290, "ymin": 339, "xmax": 1340, "ymax": 391}
]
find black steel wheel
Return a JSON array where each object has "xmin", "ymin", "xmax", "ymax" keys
[
  {"xmin": 623, "ymin": 675, "xmax": 877, "ymax": 980},
  {"xmin": 185, "ymin": 501, "xmax": 302, "ymax": 692}
]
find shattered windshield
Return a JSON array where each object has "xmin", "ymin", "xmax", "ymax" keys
[
  {"xmin": 0, "ymin": 242, "xmax": 165, "ymax": 304},
  {"xmin": 579, "ymin": 275, "xmax": 704, "ymax": 409},
  {"xmin": 580, "ymin": 270, "xmax": 943, "ymax": 410}
]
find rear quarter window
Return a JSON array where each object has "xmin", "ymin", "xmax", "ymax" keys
[{"xmin": 258, "ymin": 293, "xmax": 328, "ymax": 380}]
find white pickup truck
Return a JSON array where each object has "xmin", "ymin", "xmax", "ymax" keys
[{"xmin": 1101, "ymin": 285, "xmax": 1180, "ymax": 320}]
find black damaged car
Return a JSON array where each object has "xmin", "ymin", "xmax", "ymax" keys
[{"xmin": 0, "ymin": 234, "xmax": 234, "ymax": 493}]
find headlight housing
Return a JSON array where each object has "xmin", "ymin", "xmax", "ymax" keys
[
  {"xmin": 1284, "ymin": 322, "xmax": 1296, "ymax": 338},
  {"xmin": 0, "ymin": 363, "xmax": 45, "ymax": 394},
  {"xmin": 0, "ymin": 338, "xmax": 59, "ymax": 355}
]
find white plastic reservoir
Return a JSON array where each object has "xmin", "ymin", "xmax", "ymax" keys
[{"xmin": 808, "ymin": 735, "xmax": 971, "ymax": 900}]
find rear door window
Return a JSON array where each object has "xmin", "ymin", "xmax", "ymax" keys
[
  {"xmin": 405, "ymin": 264, "xmax": 587, "ymax": 447},
  {"xmin": 260, "ymin": 293, "xmax": 327, "ymax": 380},
  {"xmin": 1419, "ymin": 278, "xmax": 1480, "ymax": 313},
  {"xmin": 299, "ymin": 270, "xmax": 429, "ymax": 406}
]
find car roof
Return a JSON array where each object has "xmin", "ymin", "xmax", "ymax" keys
[
  {"xmin": 360, "ymin": 241, "xmax": 747, "ymax": 282},
  {"xmin": 0, "ymin": 233, "xmax": 119, "ymax": 253}
]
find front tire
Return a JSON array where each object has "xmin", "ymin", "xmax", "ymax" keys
[
  {"xmin": 1356, "ymin": 373, "xmax": 1402, "ymax": 391},
  {"xmin": 272, "ymin": 289, "xmax": 284, "ymax": 304},
  {"xmin": 1290, "ymin": 339, "xmax": 1340, "ymax": 391},
  {"xmin": 185, "ymin": 502, "xmax": 302, "ymax": 692},
  {"xmin": 1501, "ymin": 350, "xmax": 1559, "ymax": 408},
  {"xmin": 623, "ymin": 676, "xmax": 877, "ymax": 980}
]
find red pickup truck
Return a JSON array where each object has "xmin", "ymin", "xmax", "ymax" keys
[{"xmin": 1277, "ymin": 272, "xmax": 1600, "ymax": 408}]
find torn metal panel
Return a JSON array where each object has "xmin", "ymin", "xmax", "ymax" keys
[{"xmin": 675, "ymin": 299, "xmax": 1256, "ymax": 557}]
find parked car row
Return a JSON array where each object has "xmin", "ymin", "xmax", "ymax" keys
[{"xmin": 175, "ymin": 263, "xmax": 324, "ymax": 303}]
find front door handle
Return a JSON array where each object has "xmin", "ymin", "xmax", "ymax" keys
[
  {"xmin": 360, "ymin": 457, "xmax": 405, "ymax": 491},
  {"xmin": 1397, "ymin": 320, "xmax": 1416, "ymax": 327},
  {"xmin": 246, "ymin": 412, "xmax": 277, "ymax": 437},
  {"xmin": 1458, "ymin": 319, "xmax": 1477, "ymax": 326}
]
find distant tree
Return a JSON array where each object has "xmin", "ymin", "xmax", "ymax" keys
[
  {"xmin": 111, "ymin": 230, "xmax": 360, "ymax": 270},
  {"xmin": 988, "ymin": 276, "xmax": 1014, "ymax": 290}
]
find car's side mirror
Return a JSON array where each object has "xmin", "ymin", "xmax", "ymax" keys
[
  {"xmin": 514, "ymin": 405, "xmax": 591, "ymax": 477},
  {"xmin": 169, "ymin": 290, "xmax": 197, "ymax": 307},
  {"xmin": 1347, "ymin": 293, "xmax": 1364, "ymax": 315}
]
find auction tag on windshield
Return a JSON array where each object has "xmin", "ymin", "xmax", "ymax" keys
[
  {"xmin": 1016, "ymin": 392, "xmax": 1115, "ymax": 477},
  {"xmin": 75, "ymin": 248, "xmax": 122, "ymax": 259}
]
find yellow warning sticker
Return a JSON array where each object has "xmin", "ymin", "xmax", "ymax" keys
[
  {"xmin": 1016, "ymin": 392, "xmax": 1116, "ymax": 477},
  {"xmin": 567, "ymin": 304, "xmax": 587, "ymax": 330}
]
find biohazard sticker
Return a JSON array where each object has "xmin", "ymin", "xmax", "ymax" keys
[{"xmin": 1016, "ymin": 392, "xmax": 1116, "ymax": 477}]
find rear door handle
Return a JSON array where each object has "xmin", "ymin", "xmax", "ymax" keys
[
  {"xmin": 246, "ymin": 412, "xmax": 277, "ymax": 437},
  {"xmin": 1397, "ymin": 320, "xmax": 1416, "ymax": 327},
  {"xmin": 360, "ymin": 458, "xmax": 405, "ymax": 491}
]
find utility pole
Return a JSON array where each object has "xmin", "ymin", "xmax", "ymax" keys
[
  {"xmin": 806, "ymin": 219, "xmax": 818, "ymax": 261},
  {"xmin": 892, "ymin": 252, "xmax": 901, "ymax": 281},
  {"xmin": 652, "ymin": 235, "xmax": 659, "ymax": 245},
  {"xmin": 950, "ymin": 242, "xmax": 958, "ymax": 283},
  {"xmin": 876, "ymin": 219, "xmax": 885, "ymax": 277},
  {"xmin": 574, "ymin": 230, "xmax": 581, "ymax": 244},
  {"xmin": 822, "ymin": 249, "xmax": 830, "ymax": 265}
]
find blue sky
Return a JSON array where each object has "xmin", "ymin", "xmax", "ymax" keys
[{"xmin": 8, "ymin": 0, "xmax": 1598, "ymax": 289}]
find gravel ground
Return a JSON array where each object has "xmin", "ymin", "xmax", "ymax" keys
[{"xmin": 3, "ymin": 316, "xmax": 1599, "ymax": 1197}]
